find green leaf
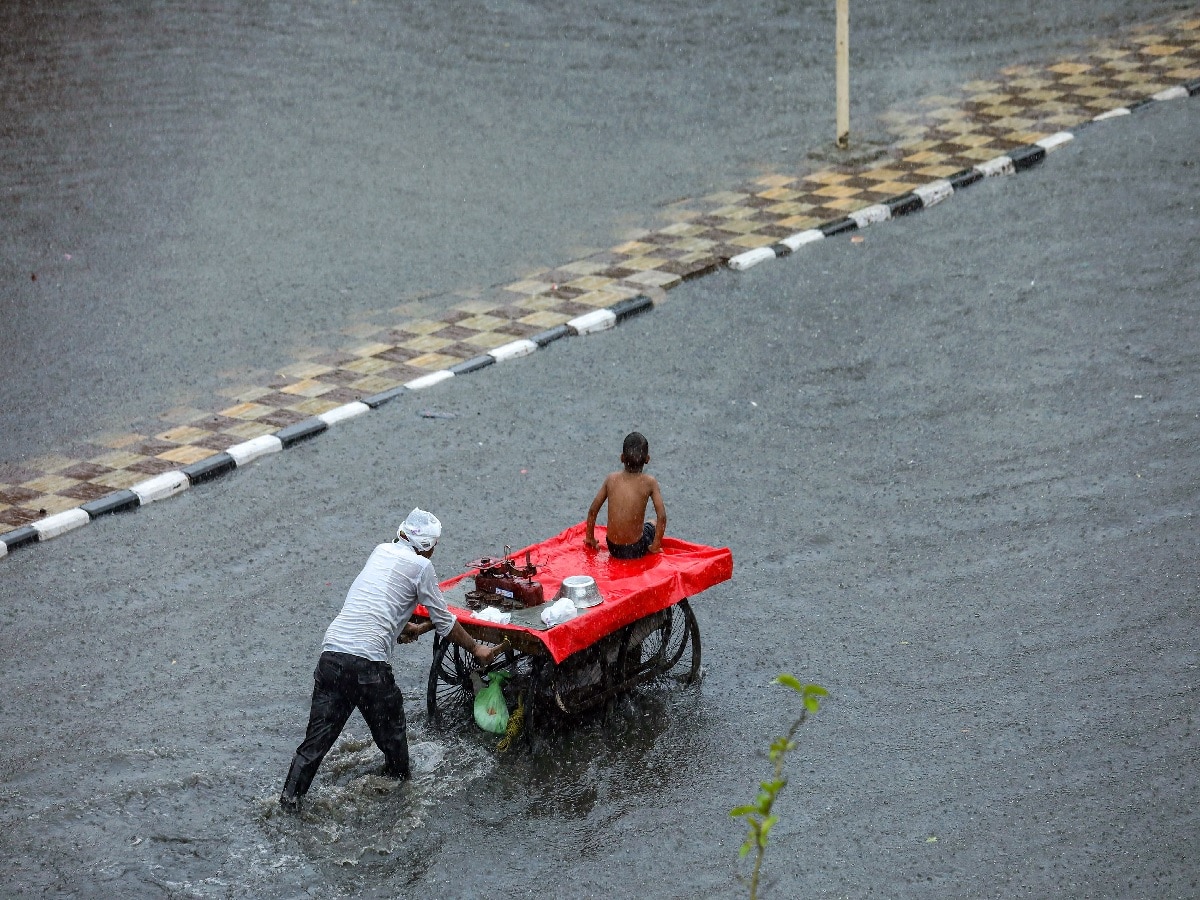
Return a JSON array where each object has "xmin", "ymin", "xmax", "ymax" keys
[
  {"xmin": 756, "ymin": 812, "xmax": 779, "ymax": 848},
  {"xmin": 774, "ymin": 674, "xmax": 804, "ymax": 692},
  {"xmin": 730, "ymin": 805, "xmax": 756, "ymax": 818},
  {"xmin": 739, "ymin": 841, "xmax": 753, "ymax": 858},
  {"xmin": 804, "ymin": 695, "xmax": 820, "ymax": 713}
]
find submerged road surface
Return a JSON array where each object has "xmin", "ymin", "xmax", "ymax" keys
[{"xmin": 0, "ymin": 91, "xmax": 1196, "ymax": 896}]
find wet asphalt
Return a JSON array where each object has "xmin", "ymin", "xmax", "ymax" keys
[
  {"xmin": 2, "ymin": 0, "xmax": 1195, "ymax": 461},
  {"xmin": 0, "ymin": 84, "xmax": 1196, "ymax": 898}
]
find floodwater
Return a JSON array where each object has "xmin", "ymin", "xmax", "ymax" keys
[
  {"xmin": 3, "ymin": 644, "xmax": 719, "ymax": 898},
  {"xmin": 2, "ymin": 3, "xmax": 1197, "ymax": 898}
]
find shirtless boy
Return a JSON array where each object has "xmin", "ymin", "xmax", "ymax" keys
[{"xmin": 584, "ymin": 432, "xmax": 667, "ymax": 559}]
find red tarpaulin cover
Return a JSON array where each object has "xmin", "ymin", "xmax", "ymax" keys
[{"xmin": 421, "ymin": 522, "xmax": 733, "ymax": 663}]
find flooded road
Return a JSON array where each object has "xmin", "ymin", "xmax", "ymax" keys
[
  {"xmin": 3, "ymin": 3, "xmax": 1199, "ymax": 897},
  {"xmin": 2, "ymin": 97, "xmax": 1198, "ymax": 897},
  {"xmin": 1, "ymin": 0, "xmax": 1187, "ymax": 460}
]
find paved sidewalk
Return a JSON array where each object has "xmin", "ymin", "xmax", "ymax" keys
[{"xmin": 2, "ymin": 11, "xmax": 1198, "ymax": 551}]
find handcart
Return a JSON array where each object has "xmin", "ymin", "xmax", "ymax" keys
[{"xmin": 415, "ymin": 522, "xmax": 733, "ymax": 734}]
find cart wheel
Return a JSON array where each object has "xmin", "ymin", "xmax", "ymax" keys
[
  {"xmin": 426, "ymin": 635, "xmax": 470, "ymax": 724},
  {"xmin": 645, "ymin": 599, "xmax": 702, "ymax": 685},
  {"xmin": 425, "ymin": 635, "xmax": 528, "ymax": 729}
]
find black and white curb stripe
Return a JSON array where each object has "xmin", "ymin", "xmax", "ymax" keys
[
  {"xmin": 728, "ymin": 78, "xmax": 1200, "ymax": 273},
  {"xmin": 6, "ymin": 77, "xmax": 1198, "ymax": 560},
  {"xmin": 0, "ymin": 295, "xmax": 655, "ymax": 559}
]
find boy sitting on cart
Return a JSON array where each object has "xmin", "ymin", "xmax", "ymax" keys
[
  {"xmin": 555, "ymin": 432, "xmax": 670, "ymax": 706},
  {"xmin": 584, "ymin": 431, "xmax": 666, "ymax": 559}
]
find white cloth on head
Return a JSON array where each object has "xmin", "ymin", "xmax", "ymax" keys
[
  {"xmin": 322, "ymin": 541, "xmax": 457, "ymax": 661},
  {"xmin": 396, "ymin": 507, "xmax": 441, "ymax": 551}
]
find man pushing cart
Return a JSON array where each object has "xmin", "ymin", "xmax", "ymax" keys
[{"xmin": 279, "ymin": 433, "xmax": 732, "ymax": 812}]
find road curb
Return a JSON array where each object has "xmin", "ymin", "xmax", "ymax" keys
[
  {"xmin": 0, "ymin": 293, "xmax": 657, "ymax": 559},
  {"xmin": 4, "ymin": 72, "xmax": 1197, "ymax": 561},
  {"xmin": 728, "ymin": 83, "xmax": 1196, "ymax": 273}
]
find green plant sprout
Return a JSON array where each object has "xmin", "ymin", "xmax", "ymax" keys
[{"xmin": 730, "ymin": 675, "xmax": 828, "ymax": 900}]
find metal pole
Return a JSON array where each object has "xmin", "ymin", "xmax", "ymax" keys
[{"xmin": 836, "ymin": 0, "xmax": 849, "ymax": 149}]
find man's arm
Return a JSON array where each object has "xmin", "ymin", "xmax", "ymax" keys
[
  {"xmin": 648, "ymin": 476, "xmax": 667, "ymax": 553},
  {"xmin": 397, "ymin": 619, "xmax": 435, "ymax": 643},
  {"xmin": 584, "ymin": 479, "xmax": 609, "ymax": 549},
  {"xmin": 447, "ymin": 621, "xmax": 499, "ymax": 666},
  {"xmin": 413, "ymin": 564, "xmax": 499, "ymax": 665},
  {"xmin": 398, "ymin": 617, "xmax": 497, "ymax": 665}
]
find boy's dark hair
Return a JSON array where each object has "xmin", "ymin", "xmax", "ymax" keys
[{"xmin": 622, "ymin": 432, "xmax": 649, "ymax": 472}]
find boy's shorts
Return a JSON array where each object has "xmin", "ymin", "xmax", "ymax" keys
[{"xmin": 607, "ymin": 522, "xmax": 656, "ymax": 560}]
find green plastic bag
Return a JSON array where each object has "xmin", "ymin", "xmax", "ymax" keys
[{"xmin": 473, "ymin": 671, "xmax": 510, "ymax": 734}]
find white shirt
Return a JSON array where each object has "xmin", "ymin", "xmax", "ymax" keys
[{"xmin": 322, "ymin": 541, "xmax": 458, "ymax": 662}]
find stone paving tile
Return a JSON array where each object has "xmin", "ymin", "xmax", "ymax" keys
[{"xmin": 3, "ymin": 13, "xmax": 1198, "ymax": 534}]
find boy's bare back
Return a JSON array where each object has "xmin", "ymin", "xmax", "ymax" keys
[
  {"xmin": 585, "ymin": 432, "xmax": 667, "ymax": 554},
  {"xmin": 594, "ymin": 471, "xmax": 662, "ymax": 545}
]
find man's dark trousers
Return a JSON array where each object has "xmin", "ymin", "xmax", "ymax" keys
[{"xmin": 282, "ymin": 651, "xmax": 410, "ymax": 801}]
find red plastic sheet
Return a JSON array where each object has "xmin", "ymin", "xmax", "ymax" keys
[{"xmin": 430, "ymin": 522, "xmax": 733, "ymax": 663}]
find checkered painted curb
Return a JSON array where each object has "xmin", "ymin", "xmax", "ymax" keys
[
  {"xmin": 727, "ymin": 80, "xmax": 1200, "ymax": 273},
  {"xmin": 0, "ymin": 297, "xmax": 653, "ymax": 559}
]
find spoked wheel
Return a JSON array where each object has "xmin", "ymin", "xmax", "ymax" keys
[
  {"xmin": 425, "ymin": 635, "xmax": 530, "ymax": 729},
  {"xmin": 426, "ymin": 636, "xmax": 471, "ymax": 723},
  {"xmin": 639, "ymin": 599, "xmax": 702, "ymax": 685}
]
